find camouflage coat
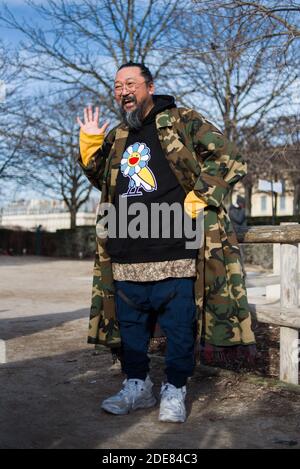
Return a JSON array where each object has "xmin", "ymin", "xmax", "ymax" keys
[{"xmin": 79, "ymin": 106, "xmax": 256, "ymax": 358}]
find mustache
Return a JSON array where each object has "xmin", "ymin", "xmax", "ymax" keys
[{"xmin": 121, "ymin": 95, "xmax": 137, "ymax": 105}]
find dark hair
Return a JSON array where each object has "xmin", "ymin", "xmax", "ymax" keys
[{"xmin": 117, "ymin": 61, "xmax": 153, "ymax": 84}]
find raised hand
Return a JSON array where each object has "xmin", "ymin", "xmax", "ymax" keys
[{"xmin": 77, "ymin": 105, "xmax": 109, "ymax": 135}]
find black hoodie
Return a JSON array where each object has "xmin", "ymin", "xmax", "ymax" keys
[{"xmin": 106, "ymin": 95, "xmax": 198, "ymax": 264}]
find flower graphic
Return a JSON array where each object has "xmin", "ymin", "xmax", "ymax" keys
[{"xmin": 120, "ymin": 142, "xmax": 157, "ymax": 196}]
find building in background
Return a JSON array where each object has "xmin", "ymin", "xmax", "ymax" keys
[
  {"xmin": 0, "ymin": 198, "xmax": 98, "ymax": 232},
  {"xmin": 251, "ymin": 184, "xmax": 294, "ymax": 217},
  {"xmin": 232, "ymin": 179, "xmax": 294, "ymax": 217}
]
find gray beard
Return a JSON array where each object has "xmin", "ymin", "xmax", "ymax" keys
[{"xmin": 119, "ymin": 97, "xmax": 149, "ymax": 130}]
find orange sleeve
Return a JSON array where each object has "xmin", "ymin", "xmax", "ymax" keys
[{"xmin": 79, "ymin": 130, "xmax": 105, "ymax": 166}]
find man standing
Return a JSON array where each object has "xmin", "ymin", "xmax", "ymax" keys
[
  {"xmin": 229, "ymin": 195, "xmax": 247, "ymax": 278},
  {"xmin": 229, "ymin": 195, "xmax": 247, "ymax": 232},
  {"xmin": 77, "ymin": 62, "xmax": 255, "ymax": 423}
]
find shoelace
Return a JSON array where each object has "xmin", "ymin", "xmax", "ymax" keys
[
  {"xmin": 119, "ymin": 380, "xmax": 144, "ymax": 402},
  {"xmin": 161, "ymin": 384, "xmax": 182, "ymax": 401}
]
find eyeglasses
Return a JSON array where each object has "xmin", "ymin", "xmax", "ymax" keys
[{"xmin": 114, "ymin": 79, "xmax": 147, "ymax": 95}]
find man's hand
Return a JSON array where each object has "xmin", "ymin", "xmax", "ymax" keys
[{"xmin": 77, "ymin": 105, "xmax": 109, "ymax": 135}]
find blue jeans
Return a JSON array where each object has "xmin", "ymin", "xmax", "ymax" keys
[{"xmin": 115, "ymin": 277, "xmax": 197, "ymax": 388}]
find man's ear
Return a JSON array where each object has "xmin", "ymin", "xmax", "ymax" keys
[{"xmin": 149, "ymin": 82, "xmax": 155, "ymax": 95}]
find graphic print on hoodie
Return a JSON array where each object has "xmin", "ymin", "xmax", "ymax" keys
[
  {"xmin": 120, "ymin": 141, "xmax": 157, "ymax": 197},
  {"xmin": 106, "ymin": 95, "xmax": 198, "ymax": 264}
]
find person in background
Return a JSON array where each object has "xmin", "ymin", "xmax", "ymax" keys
[
  {"xmin": 229, "ymin": 195, "xmax": 247, "ymax": 277},
  {"xmin": 229, "ymin": 195, "xmax": 247, "ymax": 230}
]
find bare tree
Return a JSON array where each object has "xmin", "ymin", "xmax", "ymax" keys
[
  {"xmin": 266, "ymin": 114, "xmax": 300, "ymax": 215},
  {"xmin": 0, "ymin": 0, "xmax": 189, "ymax": 223},
  {"xmin": 0, "ymin": 41, "xmax": 27, "ymax": 184},
  {"xmin": 9, "ymin": 95, "xmax": 94, "ymax": 229},
  {"xmin": 193, "ymin": 1, "xmax": 300, "ymax": 51},
  {"xmin": 2, "ymin": 0, "xmax": 299, "ymax": 218},
  {"xmin": 172, "ymin": 5, "xmax": 298, "ymax": 211},
  {"xmin": 0, "ymin": 0, "xmax": 183, "ymax": 114},
  {"xmin": 176, "ymin": 8, "xmax": 298, "ymax": 137},
  {"xmin": 237, "ymin": 113, "xmax": 300, "ymax": 216}
]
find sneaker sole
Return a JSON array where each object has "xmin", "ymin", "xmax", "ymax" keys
[
  {"xmin": 159, "ymin": 408, "xmax": 186, "ymax": 423},
  {"xmin": 159, "ymin": 414, "xmax": 186, "ymax": 423},
  {"xmin": 101, "ymin": 404, "xmax": 129, "ymax": 415}
]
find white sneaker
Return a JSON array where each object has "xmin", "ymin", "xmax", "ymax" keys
[
  {"xmin": 101, "ymin": 375, "xmax": 156, "ymax": 415},
  {"xmin": 159, "ymin": 382, "xmax": 187, "ymax": 423}
]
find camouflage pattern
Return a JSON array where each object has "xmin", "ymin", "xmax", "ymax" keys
[{"xmin": 78, "ymin": 106, "xmax": 256, "ymax": 355}]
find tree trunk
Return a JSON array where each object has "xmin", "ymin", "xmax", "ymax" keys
[
  {"xmin": 70, "ymin": 207, "xmax": 77, "ymax": 230},
  {"xmin": 244, "ymin": 183, "xmax": 252, "ymax": 217},
  {"xmin": 293, "ymin": 182, "xmax": 300, "ymax": 216}
]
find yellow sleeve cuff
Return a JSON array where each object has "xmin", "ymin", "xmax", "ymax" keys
[
  {"xmin": 184, "ymin": 190, "xmax": 208, "ymax": 218},
  {"xmin": 79, "ymin": 130, "xmax": 105, "ymax": 166}
]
